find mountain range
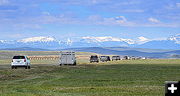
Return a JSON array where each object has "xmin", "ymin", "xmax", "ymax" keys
[
  {"xmin": 2, "ymin": 46, "xmax": 179, "ymax": 58},
  {"xmin": 0, "ymin": 34, "xmax": 179, "ymax": 50}
]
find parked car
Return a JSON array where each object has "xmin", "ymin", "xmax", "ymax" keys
[
  {"xmin": 90, "ymin": 55, "xmax": 99, "ymax": 63},
  {"xmin": 112, "ymin": 56, "xmax": 121, "ymax": 61},
  {"xmin": 59, "ymin": 51, "xmax": 76, "ymax": 66},
  {"xmin": 106, "ymin": 56, "xmax": 111, "ymax": 61},
  {"xmin": 100, "ymin": 56, "xmax": 111, "ymax": 62},
  {"xmin": 124, "ymin": 56, "xmax": 130, "ymax": 60},
  {"xmin": 11, "ymin": 56, "xmax": 30, "ymax": 69},
  {"xmin": 100, "ymin": 56, "xmax": 108, "ymax": 62}
]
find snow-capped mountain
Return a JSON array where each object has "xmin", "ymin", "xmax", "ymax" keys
[
  {"xmin": 18, "ymin": 36, "xmax": 55, "ymax": 43},
  {"xmin": 0, "ymin": 36, "xmax": 60, "ymax": 49},
  {"xmin": 168, "ymin": 34, "xmax": 180, "ymax": 44},
  {"xmin": 0, "ymin": 35, "xmax": 180, "ymax": 50},
  {"xmin": 81, "ymin": 36, "xmax": 135, "ymax": 44},
  {"xmin": 136, "ymin": 34, "xmax": 180, "ymax": 49},
  {"xmin": 0, "ymin": 40, "xmax": 6, "ymax": 43},
  {"xmin": 73, "ymin": 36, "xmax": 135, "ymax": 47}
]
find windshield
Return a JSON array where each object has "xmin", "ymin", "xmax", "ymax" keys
[
  {"xmin": 91, "ymin": 56, "xmax": 98, "ymax": 58},
  {"xmin": 13, "ymin": 56, "xmax": 25, "ymax": 59}
]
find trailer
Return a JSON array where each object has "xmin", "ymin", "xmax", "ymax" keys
[{"xmin": 59, "ymin": 51, "xmax": 76, "ymax": 66}]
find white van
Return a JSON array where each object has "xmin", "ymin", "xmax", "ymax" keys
[
  {"xmin": 11, "ymin": 56, "xmax": 31, "ymax": 69},
  {"xmin": 59, "ymin": 51, "xmax": 76, "ymax": 66}
]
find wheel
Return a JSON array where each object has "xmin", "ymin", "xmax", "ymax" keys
[
  {"xmin": 28, "ymin": 66, "xmax": 31, "ymax": 69},
  {"xmin": 15, "ymin": 67, "xmax": 17, "ymax": 69},
  {"xmin": 11, "ymin": 66, "xmax": 14, "ymax": 69},
  {"xmin": 25, "ymin": 66, "xmax": 28, "ymax": 69},
  {"xmin": 73, "ymin": 62, "xmax": 76, "ymax": 66}
]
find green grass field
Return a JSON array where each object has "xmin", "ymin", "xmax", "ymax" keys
[{"xmin": 0, "ymin": 51, "xmax": 180, "ymax": 96}]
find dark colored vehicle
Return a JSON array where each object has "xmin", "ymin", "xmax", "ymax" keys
[
  {"xmin": 112, "ymin": 56, "xmax": 120, "ymax": 61},
  {"xmin": 106, "ymin": 56, "xmax": 111, "ymax": 61},
  {"xmin": 124, "ymin": 56, "xmax": 130, "ymax": 60},
  {"xmin": 90, "ymin": 55, "xmax": 99, "ymax": 63},
  {"xmin": 100, "ymin": 56, "xmax": 111, "ymax": 62}
]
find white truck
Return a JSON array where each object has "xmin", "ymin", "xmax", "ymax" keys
[
  {"xmin": 59, "ymin": 51, "xmax": 76, "ymax": 66},
  {"xmin": 11, "ymin": 55, "xmax": 31, "ymax": 69}
]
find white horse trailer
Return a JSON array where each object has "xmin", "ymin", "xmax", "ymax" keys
[{"xmin": 59, "ymin": 51, "xmax": 76, "ymax": 66}]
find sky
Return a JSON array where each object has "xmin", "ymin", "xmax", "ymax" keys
[{"xmin": 0, "ymin": 0, "xmax": 180, "ymax": 41}]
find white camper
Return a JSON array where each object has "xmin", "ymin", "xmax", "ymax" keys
[{"xmin": 59, "ymin": 51, "xmax": 76, "ymax": 66}]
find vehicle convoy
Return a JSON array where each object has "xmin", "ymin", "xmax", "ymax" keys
[
  {"xmin": 112, "ymin": 56, "xmax": 121, "ymax": 61},
  {"xmin": 59, "ymin": 51, "xmax": 76, "ymax": 66},
  {"xmin": 100, "ymin": 56, "xmax": 111, "ymax": 62},
  {"xmin": 11, "ymin": 56, "xmax": 30, "ymax": 69},
  {"xmin": 90, "ymin": 55, "xmax": 99, "ymax": 63}
]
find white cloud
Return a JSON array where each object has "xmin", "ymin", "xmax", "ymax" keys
[
  {"xmin": 14, "ymin": 23, "xmax": 42, "ymax": 29},
  {"xmin": 19, "ymin": 13, "xmax": 179, "ymax": 28},
  {"xmin": 121, "ymin": 9, "xmax": 144, "ymax": 13},
  {"xmin": 87, "ymin": 15, "xmax": 136, "ymax": 26},
  {"xmin": 42, "ymin": 12, "xmax": 51, "ymax": 16},
  {"xmin": 87, "ymin": 15, "xmax": 180, "ymax": 27},
  {"xmin": 7, "ymin": 14, "xmax": 180, "ymax": 29},
  {"xmin": 0, "ymin": 0, "xmax": 9, "ymax": 5},
  {"xmin": 148, "ymin": 18, "xmax": 160, "ymax": 23},
  {"xmin": 29, "ymin": 14, "xmax": 80, "ymax": 25},
  {"xmin": 165, "ymin": 3, "xmax": 180, "ymax": 10},
  {"xmin": 113, "ymin": 1, "xmax": 141, "ymax": 6},
  {"xmin": 176, "ymin": 3, "xmax": 180, "ymax": 7},
  {"xmin": 115, "ymin": 16, "xmax": 127, "ymax": 23},
  {"xmin": 88, "ymin": 15, "xmax": 103, "ymax": 21},
  {"xmin": 5, "ymin": 34, "xmax": 24, "ymax": 39},
  {"xmin": 139, "ymin": 23, "xmax": 180, "ymax": 28},
  {"xmin": 91, "ymin": 0, "xmax": 98, "ymax": 4}
]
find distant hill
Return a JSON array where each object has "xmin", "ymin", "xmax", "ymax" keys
[
  {"xmin": 1, "ymin": 47, "xmax": 180, "ymax": 58},
  {"xmin": 62, "ymin": 47, "xmax": 180, "ymax": 58},
  {"xmin": 136, "ymin": 40, "xmax": 180, "ymax": 49},
  {"xmin": 0, "ymin": 47, "xmax": 50, "ymax": 51},
  {"xmin": 105, "ymin": 47, "xmax": 173, "ymax": 53}
]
